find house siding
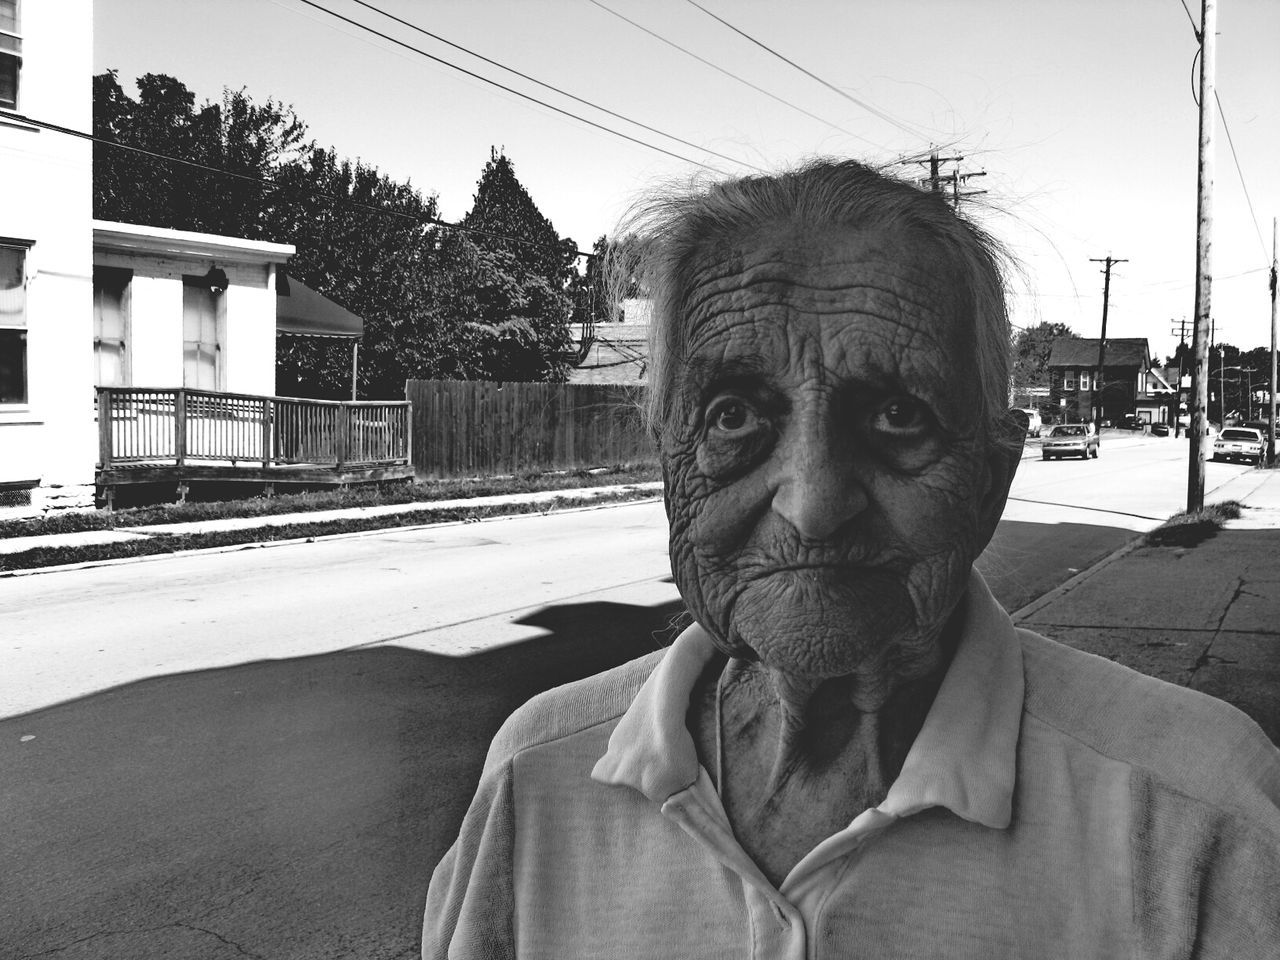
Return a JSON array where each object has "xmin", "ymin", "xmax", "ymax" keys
[{"xmin": 0, "ymin": 0, "xmax": 95, "ymax": 511}]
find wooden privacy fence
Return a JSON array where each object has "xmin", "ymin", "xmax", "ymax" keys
[
  {"xmin": 406, "ymin": 380, "xmax": 654, "ymax": 479},
  {"xmin": 97, "ymin": 387, "xmax": 411, "ymax": 470}
]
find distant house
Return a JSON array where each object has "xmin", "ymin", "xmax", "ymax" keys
[
  {"xmin": 1047, "ymin": 337, "xmax": 1172, "ymax": 424},
  {"xmin": 569, "ymin": 297, "xmax": 650, "ymax": 385}
]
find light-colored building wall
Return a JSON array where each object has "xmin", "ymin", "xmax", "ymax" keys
[
  {"xmin": 93, "ymin": 231, "xmax": 291, "ymax": 397},
  {"xmin": 223, "ymin": 265, "xmax": 279, "ymax": 396},
  {"xmin": 0, "ymin": 0, "xmax": 95, "ymax": 511}
]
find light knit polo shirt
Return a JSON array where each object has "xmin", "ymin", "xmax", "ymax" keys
[{"xmin": 423, "ymin": 570, "xmax": 1280, "ymax": 960}]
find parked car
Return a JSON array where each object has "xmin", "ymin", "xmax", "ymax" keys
[
  {"xmin": 1042, "ymin": 423, "xmax": 1100, "ymax": 460},
  {"xmin": 1012, "ymin": 408, "xmax": 1042, "ymax": 437},
  {"xmin": 1117, "ymin": 413, "xmax": 1145, "ymax": 430},
  {"xmin": 1149, "ymin": 422, "xmax": 1170, "ymax": 437},
  {"xmin": 1212, "ymin": 427, "xmax": 1264, "ymax": 465}
]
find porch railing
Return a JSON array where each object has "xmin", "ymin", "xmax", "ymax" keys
[{"xmin": 96, "ymin": 387, "xmax": 411, "ymax": 471}]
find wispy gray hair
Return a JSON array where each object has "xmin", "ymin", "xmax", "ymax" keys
[{"xmin": 610, "ymin": 158, "xmax": 1015, "ymax": 446}]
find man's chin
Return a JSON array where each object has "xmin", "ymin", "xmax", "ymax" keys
[{"xmin": 726, "ymin": 573, "xmax": 916, "ymax": 680}]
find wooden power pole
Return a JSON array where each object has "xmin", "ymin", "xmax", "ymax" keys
[
  {"xmin": 1090, "ymin": 256, "xmax": 1126, "ymax": 430},
  {"xmin": 1187, "ymin": 0, "xmax": 1217, "ymax": 512},
  {"xmin": 1270, "ymin": 217, "xmax": 1278, "ymax": 465}
]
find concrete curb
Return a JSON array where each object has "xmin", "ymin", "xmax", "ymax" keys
[
  {"xmin": 1009, "ymin": 535, "xmax": 1147, "ymax": 623},
  {"xmin": 0, "ymin": 493, "xmax": 665, "ymax": 579}
]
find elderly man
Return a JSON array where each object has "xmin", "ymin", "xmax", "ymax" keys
[{"xmin": 424, "ymin": 161, "xmax": 1280, "ymax": 959}]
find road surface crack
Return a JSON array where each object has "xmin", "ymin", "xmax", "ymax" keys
[{"xmin": 1188, "ymin": 576, "xmax": 1245, "ymax": 684}]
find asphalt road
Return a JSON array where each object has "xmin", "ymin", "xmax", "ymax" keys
[{"xmin": 0, "ymin": 432, "xmax": 1256, "ymax": 959}]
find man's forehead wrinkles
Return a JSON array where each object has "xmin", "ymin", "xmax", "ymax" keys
[
  {"xmin": 684, "ymin": 297, "xmax": 951, "ymax": 360},
  {"xmin": 683, "ymin": 274, "xmax": 957, "ymax": 337}
]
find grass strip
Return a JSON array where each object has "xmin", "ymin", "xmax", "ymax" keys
[
  {"xmin": 0, "ymin": 487, "xmax": 661, "ymax": 573},
  {"xmin": 1143, "ymin": 500, "xmax": 1244, "ymax": 548},
  {"xmin": 0, "ymin": 463, "xmax": 660, "ymax": 539}
]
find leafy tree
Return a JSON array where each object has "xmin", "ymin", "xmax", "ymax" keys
[
  {"xmin": 437, "ymin": 149, "xmax": 577, "ymax": 381},
  {"xmin": 94, "ymin": 71, "xmax": 308, "ymax": 238},
  {"xmin": 460, "ymin": 149, "xmax": 578, "ymax": 287},
  {"xmin": 94, "ymin": 78, "xmax": 580, "ymax": 394},
  {"xmin": 1010, "ymin": 322, "xmax": 1078, "ymax": 395},
  {"xmin": 272, "ymin": 148, "xmax": 444, "ymax": 398}
]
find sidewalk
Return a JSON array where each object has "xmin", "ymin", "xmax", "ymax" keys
[
  {"xmin": 1013, "ymin": 467, "xmax": 1280, "ymax": 744},
  {"xmin": 0, "ymin": 481, "xmax": 665, "ymax": 560}
]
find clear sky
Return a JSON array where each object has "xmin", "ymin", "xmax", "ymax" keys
[{"xmin": 93, "ymin": 0, "xmax": 1279, "ymax": 361}]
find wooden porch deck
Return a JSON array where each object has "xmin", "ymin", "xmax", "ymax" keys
[{"xmin": 96, "ymin": 387, "xmax": 413, "ymax": 505}]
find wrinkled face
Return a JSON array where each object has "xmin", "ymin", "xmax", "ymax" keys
[{"xmin": 663, "ymin": 224, "xmax": 1011, "ymax": 680}]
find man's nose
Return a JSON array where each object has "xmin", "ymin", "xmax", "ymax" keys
[{"xmin": 770, "ymin": 424, "xmax": 868, "ymax": 541}]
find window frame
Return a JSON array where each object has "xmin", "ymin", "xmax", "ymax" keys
[
  {"xmin": 0, "ymin": 0, "xmax": 22, "ymax": 113},
  {"xmin": 94, "ymin": 266, "xmax": 133, "ymax": 388},
  {"xmin": 182, "ymin": 275, "xmax": 226, "ymax": 391},
  {"xmin": 0, "ymin": 237, "xmax": 31, "ymax": 406}
]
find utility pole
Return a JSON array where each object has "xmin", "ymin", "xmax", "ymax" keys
[
  {"xmin": 1169, "ymin": 317, "xmax": 1189, "ymax": 436},
  {"xmin": 1089, "ymin": 256, "xmax": 1126, "ymax": 431},
  {"xmin": 949, "ymin": 165, "xmax": 987, "ymax": 210},
  {"xmin": 912, "ymin": 149, "xmax": 984, "ymax": 208},
  {"xmin": 1270, "ymin": 217, "xmax": 1277, "ymax": 465},
  {"xmin": 1187, "ymin": 0, "xmax": 1217, "ymax": 512}
]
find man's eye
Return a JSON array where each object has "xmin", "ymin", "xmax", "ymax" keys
[
  {"xmin": 871, "ymin": 397, "xmax": 931, "ymax": 435},
  {"xmin": 706, "ymin": 397, "xmax": 760, "ymax": 435}
]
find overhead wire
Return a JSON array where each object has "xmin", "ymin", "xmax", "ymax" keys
[
  {"xmin": 339, "ymin": 0, "xmax": 765, "ymax": 173},
  {"xmin": 683, "ymin": 0, "xmax": 928, "ymax": 142},
  {"xmin": 291, "ymin": 0, "xmax": 732, "ymax": 175},
  {"xmin": 1215, "ymin": 91, "xmax": 1269, "ymax": 266},
  {"xmin": 1176, "ymin": 0, "xmax": 1268, "ymax": 266},
  {"xmin": 16, "ymin": 112, "xmax": 601, "ymax": 259},
  {"xmin": 582, "ymin": 0, "xmax": 881, "ymax": 150}
]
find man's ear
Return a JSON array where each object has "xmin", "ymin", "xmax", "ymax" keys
[{"xmin": 976, "ymin": 409, "xmax": 1026, "ymax": 545}]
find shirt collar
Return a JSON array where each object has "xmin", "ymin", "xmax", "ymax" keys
[{"xmin": 590, "ymin": 568, "xmax": 1024, "ymax": 829}]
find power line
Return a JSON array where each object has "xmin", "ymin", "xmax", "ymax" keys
[
  {"xmin": 18, "ymin": 112, "xmax": 600, "ymax": 259},
  {"xmin": 1173, "ymin": 0, "xmax": 1266, "ymax": 265},
  {"xmin": 292, "ymin": 0, "xmax": 730, "ymax": 175},
  {"xmin": 683, "ymin": 0, "xmax": 927, "ymax": 142},
  {"xmin": 1176, "ymin": 0, "xmax": 1201, "ymax": 40},
  {"xmin": 583, "ymin": 0, "xmax": 881, "ymax": 150},
  {"xmin": 341, "ymin": 0, "xmax": 765, "ymax": 173},
  {"xmin": 1215, "ymin": 91, "xmax": 1269, "ymax": 265}
]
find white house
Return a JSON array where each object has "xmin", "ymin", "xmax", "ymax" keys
[
  {"xmin": 92, "ymin": 221, "xmax": 295, "ymax": 398},
  {"xmin": 0, "ymin": 0, "xmax": 95, "ymax": 513},
  {"xmin": 1, "ymin": 0, "xmax": 394, "ymax": 516}
]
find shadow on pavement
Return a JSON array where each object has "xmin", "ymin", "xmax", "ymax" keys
[
  {"xmin": 977, "ymin": 518, "xmax": 1137, "ymax": 613},
  {"xmin": 2, "ymin": 597, "xmax": 686, "ymax": 960}
]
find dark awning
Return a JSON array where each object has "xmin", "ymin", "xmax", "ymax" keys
[{"xmin": 276, "ymin": 274, "xmax": 363, "ymax": 338}]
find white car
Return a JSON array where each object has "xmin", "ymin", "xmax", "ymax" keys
[
  {"xmin": 1042, "ymin": 423, "xmax": 1099, "ymax": 460},
  {"xmin": 1212, "ymin": 427, "xmax": 1264, "ymax": 465}
]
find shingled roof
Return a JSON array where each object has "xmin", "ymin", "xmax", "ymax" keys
[{"xmin": 1047, "ymin": 338, "xmax": 1151, "ymax": 368}]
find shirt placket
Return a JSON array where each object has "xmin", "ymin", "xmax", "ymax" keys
[
  {"xmin": 663, "ymin": 776, "xmax": 902, "ymax": 960},
  {"xmin": 661, "ymin": 770, "xmax": 809, "ymax": 960}
]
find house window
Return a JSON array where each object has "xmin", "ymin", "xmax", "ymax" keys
[
  {"xmin": 0, "ymin": 241, "xmax": 27, "ymax": 403},
  {"xmin": 0, "ymin": 0, "xmax": 20, "ymax": 112},
  {"xmin": 1064, "ymin": 371, "xmax": 1076, "ymax": 391},
  {"xmin": 94, "ymin": 267, "xmax": 132, "ymax": 386},
  {"xmin": 1079, "ymin": 372, "xmax": 1091, "ymax": 391},
  {"xmin": 182, "ymin": 276, "xmax": 223, "ymax": 390}
]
